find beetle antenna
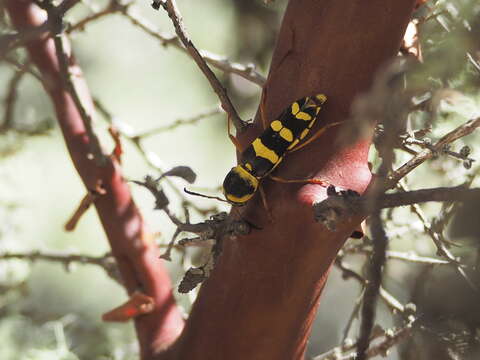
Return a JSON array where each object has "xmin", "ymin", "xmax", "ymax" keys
[{"xmin": 184, "ymin": 188, "xmax": 230, "ymax": 203}]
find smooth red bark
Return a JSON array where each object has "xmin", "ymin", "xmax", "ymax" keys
[
  {"xmin": 168, "ymin": 1, "xmax": 416, "ymax": 359},
  {"xmin": 5, "ymin": 1, "xmax": 184, "ymax": 358}
]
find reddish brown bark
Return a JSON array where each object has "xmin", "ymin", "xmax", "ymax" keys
[
  {"xmin": 167, "ymin": 1, "xmax": 416, "ymax": 360},
  {"xmin": 4, "ymin": 1, "xmax": 184, "ymax": 358}
]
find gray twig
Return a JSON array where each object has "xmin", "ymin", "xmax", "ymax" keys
[
  {"xmin": 122, "ymin": 5, "xmax": 265, "ymax": 86},
  {"xmin": 388, "ymin": 117, "xmax": 480, "ymax": 188},
  {"xmin": 157, "ymin": 0, "xmax": 247, "ymax": 132},
  {"xmin": 0, "ymin": 250, "xmax": 121, "ymax": 283},
  {"xmin": 133, "ymin": 104, "xmax": 222, "ymax": 138},
  {"xmin": 398, "ymin": 182, "xmax": 479, "ymax": 293},
  {"xmin": 93, "ymin": 97, "xmax": 220, "ymax": 216},
  {"xmin": 313, "ymin": 317, "xmax": 416, "ymax": 360},
  {"xmin": 1, "ymin": 68, "xmax": 26, "ymax": 133}
]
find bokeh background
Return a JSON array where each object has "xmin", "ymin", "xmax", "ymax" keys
[{"xmin": 1, "ymin": 0, "xmax": 480, "ymax": 359}]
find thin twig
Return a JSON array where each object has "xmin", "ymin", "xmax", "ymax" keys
[
  {"xmin": 388, "ymin": 117, "xmax": 480, "ymax": 188},
  {"xmin": 354, "ymin": 249, "xmax": 450, "ymax": 265},
  {"xmin": 334, "ymin": 258, "xmax": 405, "ymax": 314},
  {"xmin": 313, "ymin": 318, "xmax": 415, "ymax": 360},
  {"xmin": 134, "ymin": 104, "xmax": 222, "ymax": 137},
  {"xmin": 356, "ymin": 60, "xmax": 405, "ymax": 360},
  {"xmin": 342, "ymin": 288, "xmax": 364, "ymax": 342},
  {"xmin": 399, "ymin": 182, "xmax": 479, "ymax": 293},
  {"xmin": 122, "ymin": 5, "xmax": 265, "ymax": 86},
  {"xmin": 93, "ymin": 97, "xmax": 220, "ymax": 216},
  {"xmin": 158, "ymin": 0, "xmax": 247, "ymax": 132},
  {"xmin": 67, "ymin": 0, "xmax": 132, "ymax": 33},
  {"xmin": 1, "ymin": 68, "xmax": 26, "ymax": 133},
  {"xmin": 5, "ymin": 0, "xmax": 265, "ymax": 88},
  {"xmin": 0, "ymin": 250, "xmax": 120, "ymax": 283},
  {"xmin": 3, "ymin": 57, "xmax": 43, "ymax": 83}
]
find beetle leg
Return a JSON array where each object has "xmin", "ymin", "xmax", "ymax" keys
[
  {"xmin": 258, "ymin": 184, "xmax": 274, "ymax": 223},
  {"xmin": 287, "ymin": 121, "xmax": 343, "ymax": 154},
  {"xmin": 269, "ymin": 175, "xmax": 330, "ymax": 187},
  {"xmin": 227, "ymin": 114, "xmax": 244, "ymax": 152}
]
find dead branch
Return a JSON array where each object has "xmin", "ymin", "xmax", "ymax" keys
[
  {"xmin": 0, "ymin": 250, "xmax": 120, "ymax": 283},
  {"xmin": 313, "ymin": 317, "xmax": 415, "ymax": 360},
  {"xmin": 156, "ymin": 0, "xmax": 247, "ymax": 132},
  {"xmin": 388, "ymin": 117, "xmax": 480, "ymax": 188},
  {"xmin": 93, "ymin": 97, "xmax": 220, "ymax": 216},
  {"xmin": 122, "ymin": 4, "xmax": 265, "ymax": 86}
]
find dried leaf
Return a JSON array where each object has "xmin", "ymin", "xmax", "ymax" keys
[{"xmin": 161, "ymin": 166, "xmax": 197, "ymax": 184}]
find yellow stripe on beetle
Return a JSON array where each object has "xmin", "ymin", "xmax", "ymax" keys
[
  {"xmin": 270, "ymin": 120, "xmax": 283, "ymax": 132},
  {"xmin": 279, "ymin": 128, "xmax": 294, "ymax": 142},
  {"xmin": 252, "ymin": 138, "xmax": 279, "ymax": 164},
  {"xmin": 295, "ymin": 111, "xmax": 312, "ymax": 121},
  {"xmin": 291, "ymin": 102, "xmax": 300, "ymax": 115}
]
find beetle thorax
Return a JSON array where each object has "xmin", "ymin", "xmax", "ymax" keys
[{"xmin": 222, "ymin": 165, "xmax": 259, "ymax": 205}]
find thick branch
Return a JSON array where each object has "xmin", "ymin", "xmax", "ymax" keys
[
  {"xmin": 5, "ymin": 1, "xmax": 184, "ymax": 358},
  {"xmin": 314, "ymin": 186, "xmax": 480, "ymax": 220},
  {"xmin": 167, "ymin": 1, "xmax": 416, "ymax": 360}
]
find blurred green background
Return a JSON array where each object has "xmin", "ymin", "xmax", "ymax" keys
[{"xmin": 1, "ymin": 0, "xmax": 480, "ymax": 359}]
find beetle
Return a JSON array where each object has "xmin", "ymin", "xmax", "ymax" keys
[{"xmin": 223, "ymin": 94, "xmax": 331, "ymax": 206}]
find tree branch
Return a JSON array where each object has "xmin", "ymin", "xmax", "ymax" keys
[
  {"xmin": 313, "ymin": 318, "xmax": 415, "ymax": 360},
  {"xmin": 1, "ymin": 67, "xmax": 26, "ymax": 133},
  {"xmin": 165, "ymin": 1, "xmax": 416, "ymax": 359},
  {"xmin": 121, "ymin": 4, "xmax": 265, "ymax": 86},
  {"xmin": 0, "ymin": 0, "xmax": 80, "ymax": 54},
  {"xmin": 84, "ymin": 2, "xmax": 265, "ymax": 86},
  {"xmin": 4, "ymin": 1, "xmax": 184, "ymax": 358},
  {"xmin": 93, "ymin": 97, "xmax": 221, "ymax": 216},
  {"xmin": 0, "ymin": 250, "xmax": 120, "ymax": 283},
  {"xmin": 133, "ymin": 104, "xmax": 222, "ymax": 137},
  {"xmin": 44, "ymin": 2, "xmax": 106, "ymax": 164},
  {"xmin": 157, "ymin": 0, "xmax": 247, "ymax": 132},
  {"xmin": 314, "ymin": 185, "xmax": 480, "ymax": 221},
  {"xmin": 387, "ymin": 116, "xmax": 480, "ymax": 188}
]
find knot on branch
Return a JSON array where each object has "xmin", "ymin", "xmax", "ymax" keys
[{"xmin": 313, "ymin": 185, "xmax": 361, "ymax": 231}]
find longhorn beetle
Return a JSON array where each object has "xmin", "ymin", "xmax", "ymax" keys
[
  {"xmin": 187, "ymin": 94, "xmax": 338, "ymax": 213},
  {"xmin": 222, "ymin": 94, "xmax": 337, "ymax": 207}
]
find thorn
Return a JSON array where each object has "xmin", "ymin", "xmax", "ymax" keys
[{"xmin": 102, "ymin": 291, "xmax": 155, "ymax": 322}]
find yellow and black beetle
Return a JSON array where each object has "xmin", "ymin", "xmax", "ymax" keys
[
  {"xmin": 223, "ymin": 94, "xmax": 329, "ymax": 205},
  {"xmin": 186, "ymin": 93, "xmax": 364, "ymax": 237}
]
